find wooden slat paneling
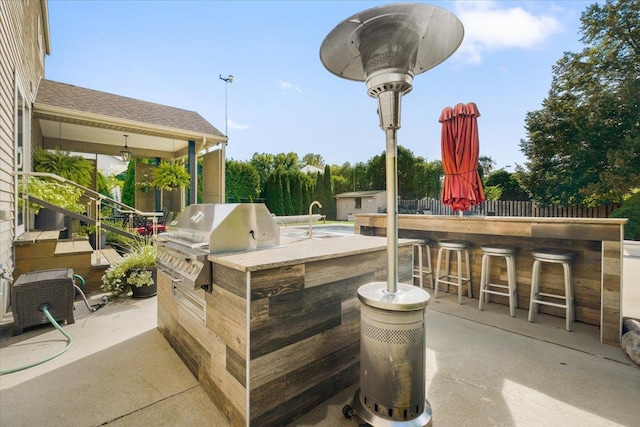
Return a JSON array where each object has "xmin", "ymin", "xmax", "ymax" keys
[
  {"xmin": 250, "ymin": 302, "xmax": 342, "ymax": 359},
  {"xmin": 357, "ymin": 214, "xmax": 625, "ymax": 344},
  {"xmin": 250, "ymin": 264, "xmax": 304, "ymax": 300}
]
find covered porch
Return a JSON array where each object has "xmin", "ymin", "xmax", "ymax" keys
[{"xmin": 33, "ymin": 79, "xmax": 227, "ymax": 208}]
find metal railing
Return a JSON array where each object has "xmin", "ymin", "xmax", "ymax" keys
[{"xmin": 18, "ymin": 172, "xmax": 164, "ymax": 250}]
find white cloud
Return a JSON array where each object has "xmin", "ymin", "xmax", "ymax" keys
[
  {"xmin": 227, "ymin": 119, "xmax": 248, "ymax": 130},
  {"xmin": 454, "ymin": 1, "xmax": 563, "ymax": 64},
  {"xmin": 279, "ymin": 80, "xmax": 302, "ymax": 93}
]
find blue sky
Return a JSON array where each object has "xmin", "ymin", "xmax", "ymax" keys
[{"xmin": 45, "ymin": 0, "xmax": 594, "ymax": 170}]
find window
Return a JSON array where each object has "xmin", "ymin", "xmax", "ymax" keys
[
  {"xmin": 355, "ymin": 197, "xmax": 362, "ymax": 209},
  {"xmin": 14, "ymin": 79, "xmax": 31, "ymax": 236}
]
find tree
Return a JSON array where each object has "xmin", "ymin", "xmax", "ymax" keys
[
  {"xmin": 273, "ymin": 152, "xmax": 300, "ymax": 171},
  {"xmin": 302, "ymin": 179, "xmax": 312, "ymax": 214},
  {"xmin": 251, "ymin": 152, "xmax": 301, "ymax": 198},
  {"xmin": 485, "ymin": 170, "xmax": 530, "ymax": 201},
  {"xmin": 353, "ymin": 162, "xmax": 368, "ymax": 192},
  {"xmin": 365, "ymin": 146, "xmax": 444, "ymax": 199},
  {"xmin": 265, "ymin": 171, "xmax": 285, "ymax": 215},
  {"xmin": 414, "ymin": 160, "xmax": 443, "ymax": 199},
  {"xmin": 314, "ymin": 169, "xmax": 326, "ymax": 206},
  {"xmin": 519, "ymin": 0, "xmax": 640, "ymax": 205},
  {"xmin": 478, "ymin": 156, "xmax": 496, "ymax": 181},
  {"xmin": 226, "ymin": 160, "xmax": 260, "ymax": 202},
  {"xmin": 331, "ymin": 175, "xmax": 349, "ymax": 195},
  {"xmin": 301, "ymin": 153, "xmax": 324, "ymax": 167},
  {"xmin": 291, "ymin": 174, "xmax": 303, "ymax": 214},
  {"xmin": 322, "ymin": 165, "xmax": 336, "ymax": 220},
  {"xmin": 122, "ymin": 159, "xmax": 136, "ymax": 207},
  {"xmin": 610, "ymin": 191, "xmax": 640, "ymax": 240},
  {"xmin": 283, "ymin": 175, "xmax": 294, "ymax": 215},
  {"xmin": 366, "ymin": 151, "xmax": 386, "ymax": 191},
  {"xmin": 250, "ymin": 153, "xmax": 274, "ymax": 196}
]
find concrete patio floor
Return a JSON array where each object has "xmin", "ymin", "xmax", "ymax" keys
[{"xmin": 1, "ymin": 277, "xmax": 638, "ymax": 427}]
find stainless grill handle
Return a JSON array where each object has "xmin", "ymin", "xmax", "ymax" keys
[{"xmin": 157, "ymin": 266, "xmax": 181, "ymax": 283}]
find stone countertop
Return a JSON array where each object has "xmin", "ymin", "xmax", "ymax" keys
[{"xmin": 209, "ymin": 234, "xmax": 416, "ymax": 272}]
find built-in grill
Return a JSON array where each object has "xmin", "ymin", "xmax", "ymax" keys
[{"xmin": 157, "ymin": 203, "xmax": 279, "ymax": 320}]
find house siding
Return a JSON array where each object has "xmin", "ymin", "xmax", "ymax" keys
[{"xmin": 0, "ymin": 0, "xmax": 47, "ymax": 315}]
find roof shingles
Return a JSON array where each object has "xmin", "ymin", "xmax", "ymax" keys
[{"xmin": 36, "ymin": 79, "xmax": 223, "ymax": 137}]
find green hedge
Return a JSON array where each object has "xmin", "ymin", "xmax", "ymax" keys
[{"xmin": 610, "ymin": 192, "xmax": 640, "ymax": 240}]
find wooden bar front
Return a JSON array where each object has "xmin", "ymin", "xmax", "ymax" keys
[
  {"xmin": 158, "ymin": 234, "xmax": 415, "ymax": 426},
  {"xmin": 354, "ymin": 214, "xmax": 626, "ymax": 346}
]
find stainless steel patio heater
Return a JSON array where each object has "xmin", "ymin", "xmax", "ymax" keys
[{"xmin": 320, "ymin": 4, "xmax": 464, "ymax": 426}]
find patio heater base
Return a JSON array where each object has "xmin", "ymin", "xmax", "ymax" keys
[
  {"xmin": 350, "ymin": 388, "xmax": 433, "ymax": 427},
  {"xmin": 350, "ymin": 282, "xmax": 431, "ymax": 427}
]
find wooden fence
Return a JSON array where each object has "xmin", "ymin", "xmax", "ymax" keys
[{"xmin": 398, "ymin": 198, "xmax": 620, "ymax": 219}]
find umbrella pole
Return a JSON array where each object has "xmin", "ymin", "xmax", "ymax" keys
[{"xmin": 385, "ymin": 128, "xmax": 399, "ymax": 294}]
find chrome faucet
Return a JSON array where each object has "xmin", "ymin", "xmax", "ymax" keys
[{"xmin": 309, "ymin": 201, "xmax": 322, "ymax": 239}]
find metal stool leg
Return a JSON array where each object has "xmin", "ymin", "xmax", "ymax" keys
[
  {"xmin": 528, "ymin": 259, "xmax": 541, "ymax": 322},
  {"xmin": 413, "ymin": 244, "xmax": 424, "ymax": 288},
  {"xmin": 507, "ymin": 255, "xmax": 517, "ymax": 317},
  {"xmin": 444, "ymin": 249, "xmax": 451, "ymax": 293},
  {"xmin": 426, "ymin": 245, "xmax": 434, "ymax": 289},
  {"xmin": 465, "ymin": 249, "xmax": 472, "ymax": 298},
  {"xmin": 479, "ymin": 253, "xmax": 488, "ymax": 311},
  {"xmin": 563, "ymin": 262, "xmax": 573, "ymax": 331},
  {"xmin": 435, "ymin": 248, "xmax": 444, "ymax": 299},
  {"xmin": 457, "ymin": 249, "xmax": 463, "ymax": 304}
]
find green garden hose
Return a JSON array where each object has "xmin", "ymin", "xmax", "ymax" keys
[{"xmin": 0, "ymin": 305, "xmax": 73, "ymax": 376}]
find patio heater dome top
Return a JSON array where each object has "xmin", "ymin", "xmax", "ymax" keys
[{"xmin": 320, "ymin": 3, "xmax": 464, "ymax": 95}]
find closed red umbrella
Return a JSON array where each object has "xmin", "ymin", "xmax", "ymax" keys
[{"xmin": 439, "ymin": 102, "xmax": 485, "ymax": 212}]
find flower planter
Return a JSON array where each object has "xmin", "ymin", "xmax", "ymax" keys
[
  {"xmin": 34, "ymin": 208, "xmax": 65, "ymax": 231},
  {"xmin": 88, "ymin": 231, "xmax": 108, "ymax": 250},
  {"xmin": 128, "ymin": 267, "xmax": 157, "ymax": 298}
]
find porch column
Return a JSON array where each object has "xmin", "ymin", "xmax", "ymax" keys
[
  {"xmin": 202, "ymin": 146, "xmax": 223, "ymax": 203},
  {"xmin": 188, "ymin": 140, "xmax": 197, "ymax": 205},
  {"xmin": 155, "ymin": 157, "xmax": 161, "ymax": 212}
]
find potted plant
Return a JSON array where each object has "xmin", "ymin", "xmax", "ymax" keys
[
  {"xmin": 29, "ymin": 148, "xmax": 95, "ymax": 232},
  {"xmin": 80, "ymin": 224, "xmax": 108, "ymax": 250},
  {"xmin": 21, "ymin": 177, "xmax": 85, "ymax": 230},
  {"xmin": 33, "ymin": 147, "xmax": 94, "ymax": 187},
  {"xmin": 101, "ymin": 237, "xmax": 157, "ymax": 298},
  {"xmin": 152, "ymin": 161, "xmax": 191, "ymax": 191}
]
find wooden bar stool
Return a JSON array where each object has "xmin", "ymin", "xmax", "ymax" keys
[
  {"xmin": 434, "ymin": 240, "xmax": 472, "ymax": 304},
  {"xmin": 412, "ymin": 241, "xmax": 433, "ymax": 289},
  {"xmin": 478, "ymin": 244, "xmax": 518, "ymax": 317},
  {"xmin": 528, "ymin": 248, "xmax": 576, "ymax": 331}
]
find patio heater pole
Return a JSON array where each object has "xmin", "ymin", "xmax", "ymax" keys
[{"xmin": 385, "ymin": 128, "xmax": 399, "ymax": 292}]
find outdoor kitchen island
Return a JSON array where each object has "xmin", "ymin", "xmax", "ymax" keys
[
  {"xmin": 157, "ymin": 232, "xmax": 416, "ymax": 427},
  {"xmin": 355, "ymin": 214, "xmax": 627, "ymax": 346}
]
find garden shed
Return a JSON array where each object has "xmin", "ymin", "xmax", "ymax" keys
[{"xmin": 335, "ymin": 190, "xmax": 386, "ymax": 221}]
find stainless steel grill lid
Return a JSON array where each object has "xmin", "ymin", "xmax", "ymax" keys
[
  {"xmin": 158, "ymin": 203, "xmax": 279, "ymax": 290},
  {"xmin": 166, "ymin": 203, "xmax": 280, "ymax": 254}
]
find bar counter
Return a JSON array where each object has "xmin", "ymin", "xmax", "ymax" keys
[
  {"xmin": 355, "ymin": 214, "xmax": 627, "ymax": 346},
  {"xmin": 157, "ymin": 233, "xmax": 415, "ymax": 426}
]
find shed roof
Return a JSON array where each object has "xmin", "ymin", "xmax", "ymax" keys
[{"xmin": 335, "ymin": 190, "xmax": 386, "ymax": 198}]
